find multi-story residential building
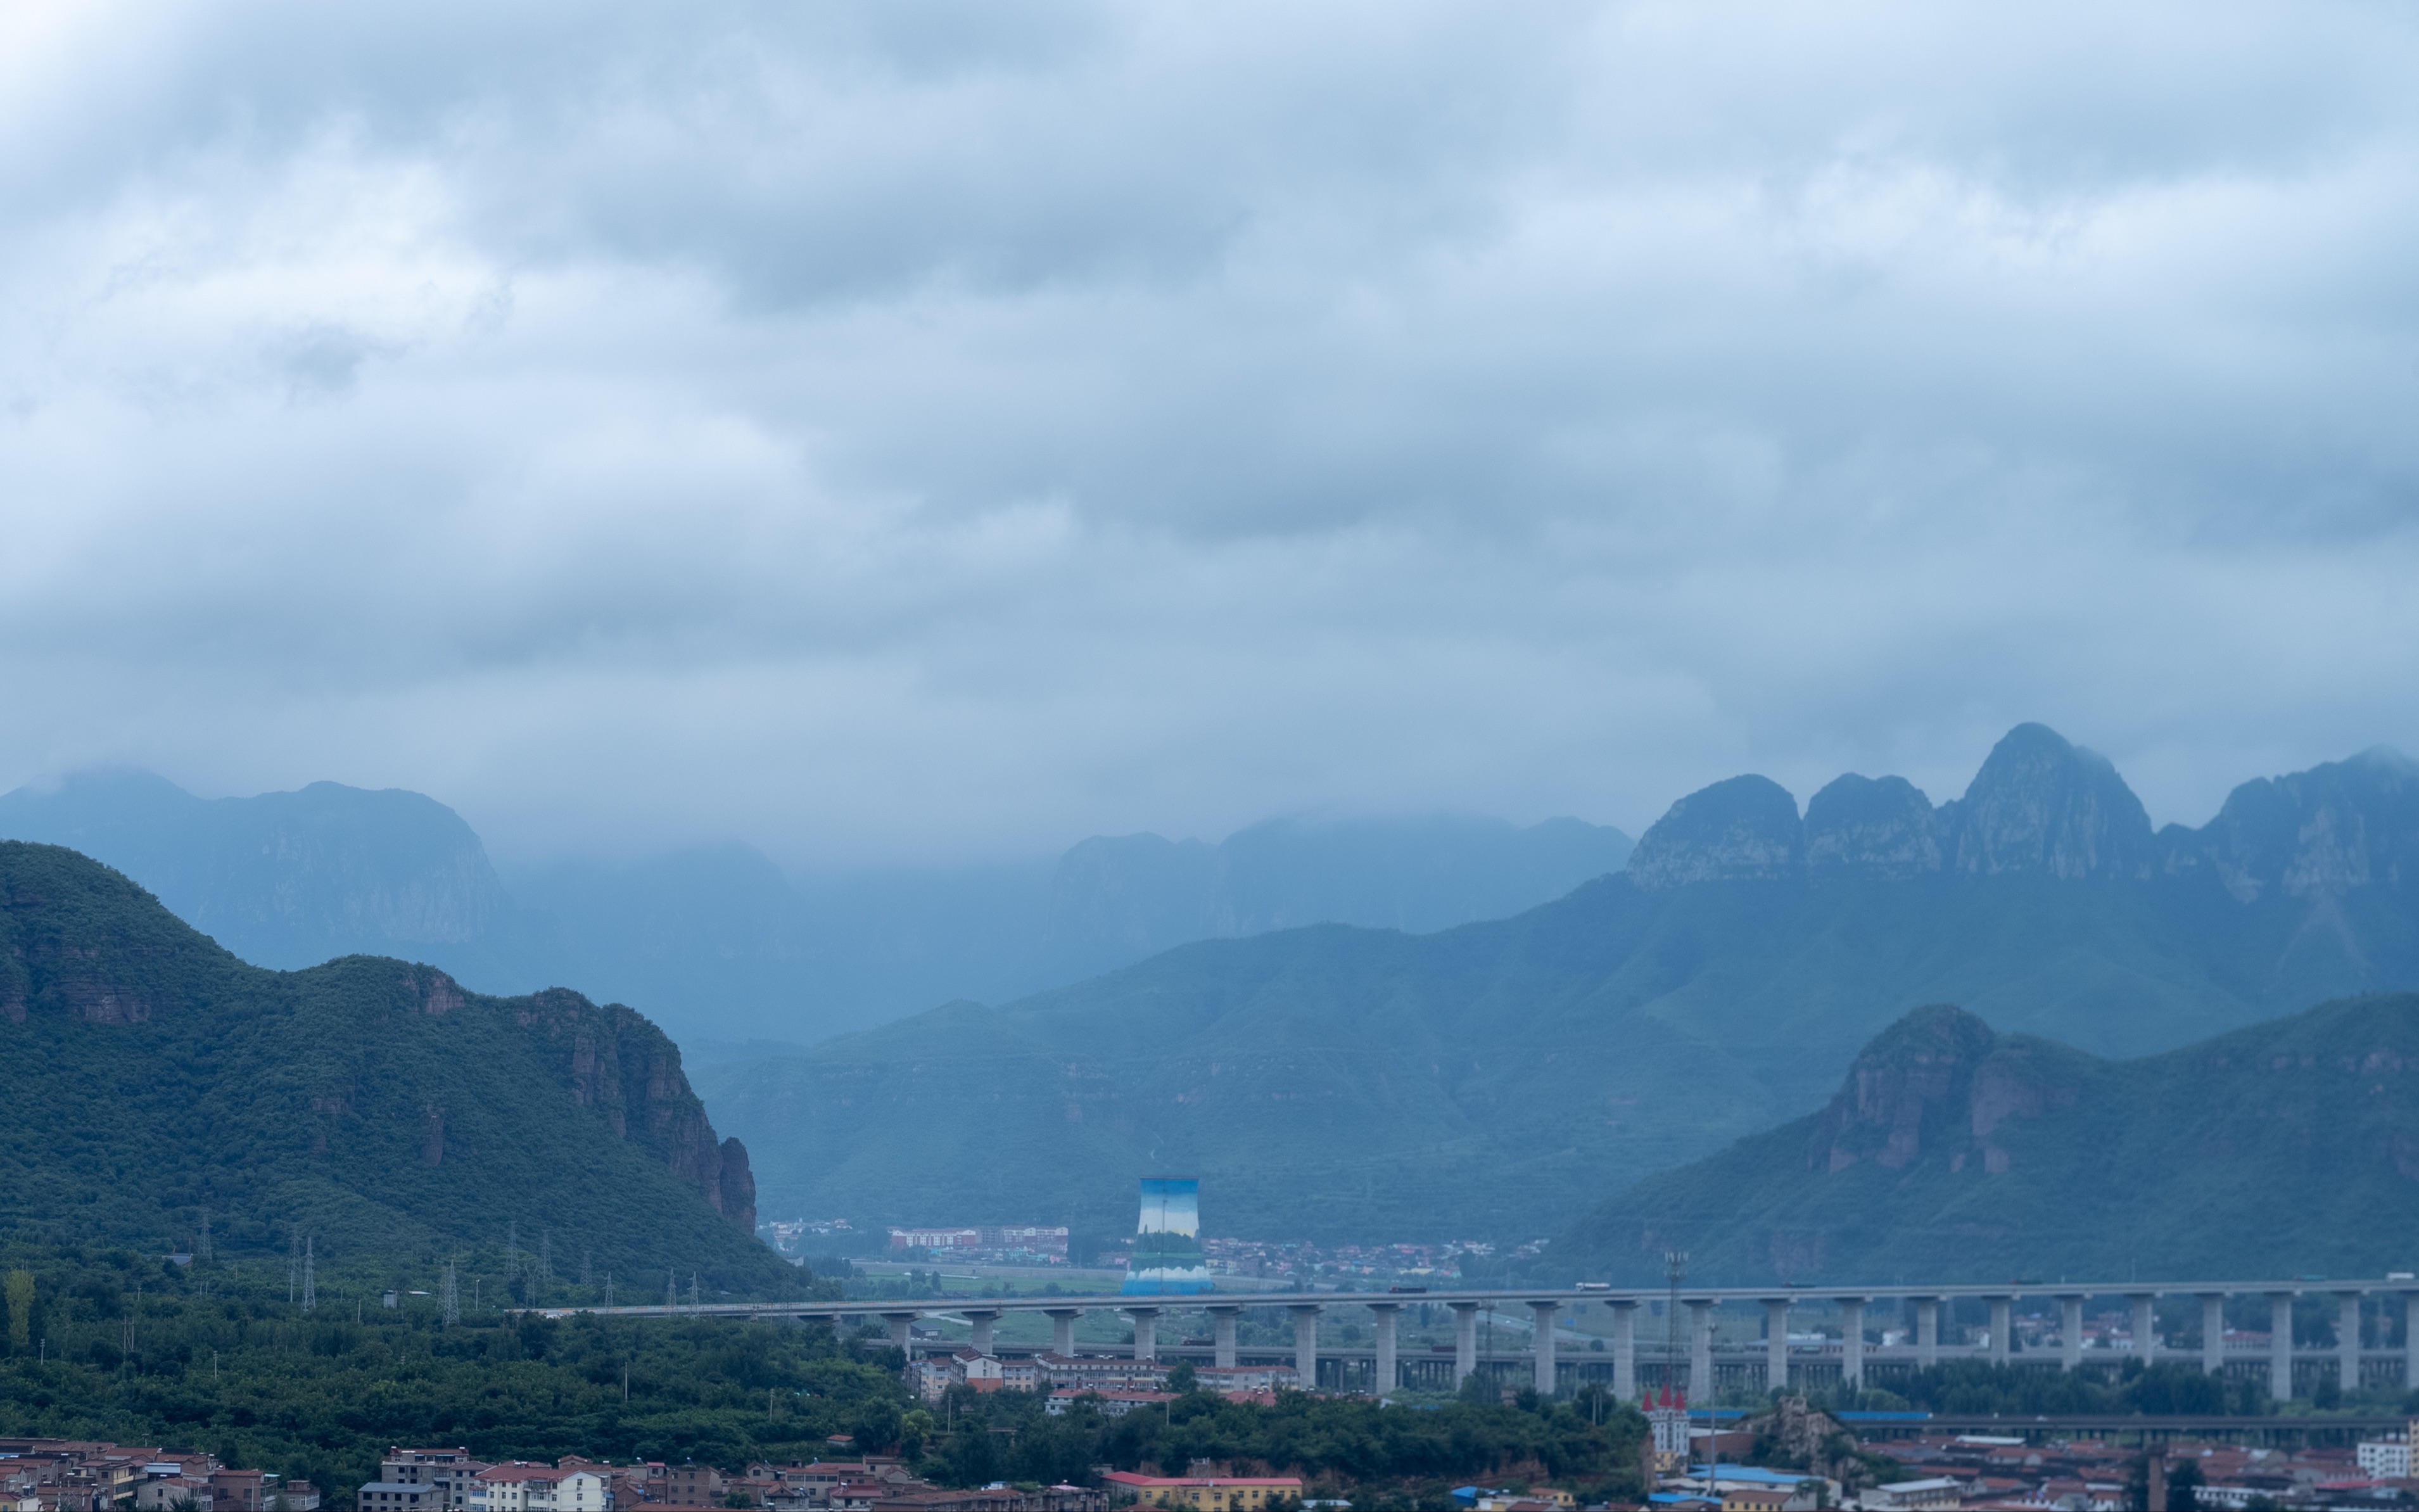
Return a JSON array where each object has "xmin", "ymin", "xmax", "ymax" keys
[
  {"xmin": 651, "ymin": 1466, "xmax": 726, "ymax": 1509},
  {"xmin": 357, "ymin": 1483, "xmax": 443, "ymax": 1512},
  {"xmin": 2357, "ymin": 1427, "xmax": 2416, "ymax": 1480},
  {"xmin": 469, "ymin": 1465, "xmax": 611, "ymax": 1512},
  {"xmin": 384, "ymin": 1450, "xmax": 492, "ymax": 1511}
]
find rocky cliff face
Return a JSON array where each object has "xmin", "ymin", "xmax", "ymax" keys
[
  {"xmin": 1803, "ymin": 1005, "xmax": 1996, "ymax": 1173},
  {"xmin": 504, "ymin": 982, "xmax": 759, "ymax": 1234},
  {"xmin": 1938, "ymin": 723, "xmax": 2159, "ymax": 879},
  {"xmin": 1629, "ymin": 723, "xmax": 2416, "ymax": 894},
  {"xmin": 1804, "ymin": 773, "xmax": 1941, "ymax": 876},
  {"xmin": 1626, "ymin": 775, "xmax": 1805, "ymax": 886},
  {"xmin": 2171, "ymin": 747, "xmax": 2419, "ymax": 901}
]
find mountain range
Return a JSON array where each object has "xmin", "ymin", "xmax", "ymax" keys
[
  {"xmin": 0, "ymin": 772, "xmax": 1632, "ymax": 1046},
  {"xmin": 1551, "ymin": 993, "xmax": 2419, "ymax": 1284},
  {"xmin": 0, "ymin": 839, "xmax": 789, "ymax": 1286},
  {"xmin": 694, "ymin": 724, "xmax": 2419, "ymax": 1244}
]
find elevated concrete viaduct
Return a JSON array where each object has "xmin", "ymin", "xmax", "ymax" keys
[{"xmin": 533, "ymin": 1277, "xmax": 2419, "ymax": 1402}]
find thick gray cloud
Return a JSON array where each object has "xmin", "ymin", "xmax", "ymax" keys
[{"xmin": 3, "ymin": 0, "xmax": 2416, "ymax": 866}]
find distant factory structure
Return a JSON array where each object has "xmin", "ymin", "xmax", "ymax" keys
[{"xmin": 1122, "ymin": 1178, "xmax": 1212, "ymax": 1295}]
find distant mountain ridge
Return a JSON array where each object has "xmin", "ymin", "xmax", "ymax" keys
[
  {"xmin": 0, "ymin": 772, "xmax": 1632, "ymax": 1043},
  {"xmin": 1547, "ymin": 993, "xmax": 2419, "ymax": 1283},
  {"xmin": 1629, "ymin": 722, "xmax": 2419, "ymax": 889},
  {"xmin": 699, "ymin": 724, "xmax": 2419, "ymax": 1245},
  {"xmin": 0, "ymin": 840, "xmax": 786, "ymax": 1284}
]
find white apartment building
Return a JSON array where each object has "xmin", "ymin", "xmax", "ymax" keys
[
  {"xmin": 2357, "ymin": 1426, "xmax": 2416, "ymax": 1480},
  {"xmin": 469, "ymin": 1467, "xmax": 610, "ymax": 1512}
]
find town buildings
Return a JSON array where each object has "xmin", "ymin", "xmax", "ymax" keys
[
  {"xmin": 1099, "ymin": 1473, "xmax": 1302, "ymax": 1511},
  {"xmin": 0, "ymin": 1440, "xmax": 317, "ymax": 1512}
]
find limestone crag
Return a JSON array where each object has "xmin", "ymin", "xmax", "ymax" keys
[
  {"xmin": 1629, "ymin": 723, "xmax": 2419, "ymax": 895},
  {"xmin": 507, "ymin": 982, "xmax": 758, "ymax": 1234},
  {"xmin": 1625, "ymin": 775, "xmax": 1805, "ymax": 886}
]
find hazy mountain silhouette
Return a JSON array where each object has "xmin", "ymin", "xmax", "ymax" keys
[
  {"xmin": 0, "ymin": 772, "xmax": 1633, "ymax": 1045},
  {"xmin": 696, "ymin": 725, "xmax": 2419, "ymax": 1243}
]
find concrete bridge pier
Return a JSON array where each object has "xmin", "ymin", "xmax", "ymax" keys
[
  {"xmin": 1370, "ymin": 1304, "xmax": 1400, "ymax": 1397},
  {"xmin": 1687, "ymin": 1300, "xmax": 1713, "ymax": 1401},
  {"xmin": 2405, "ymin": 1293, "xmax": 2419, "ymax": 1390},
  {"xmin": 1839, "ymin": 1298, "xmax": 1867, "ymax": 1394},
  {"xmin": 1763, "ymin": 1299, "xmax": 1790, "ymax": 1392},
  {"xmin": 2339, "ymin": 1293, "xmax": 2363, "ymax": 1394},
  {"xmin": 1987, "ymin": 1296, "xmax": 2012, "ymax": 1368},
  {"xmin": 2270, "ymin": 1293, "xmax": 2295, "ymax": 1401},
  {"xmin": 1532, "ymin": 1301, "xmax": 1560, "ymax": 1396},
  {"xmin": 1207, "ymin": 1305, "xmax": 1241, "ymax": 1369},
  {"xmin": 2129, "ymin": 1294, "xmax": 2157, "ymax": 1367},
  {"xmin": 2201, "ymin": 1294, "xmax": 2226, "ymax": 1375},
  {"xmin": 1452, "ymin": 1303, "xmax": 1480, "ymax": 1389},
  {"xmin": 964, "ymin": 1311, "xmax": 1000, "ymax": 1354},
  {"xmin": 1044, "ymin": 1309, "xmax": 1081, "ymax": 1357},
  {"xmin": 1609, "ymin": 1300, "xmax": 1638, "ymax": 1400},
  {"xmin": 1290, "ymin": 1304, "xmax": 1323, "ymax": 1392},
  {"xmin": 1126, "ymin": 1307, "xmax": 1159, "ymax": 1362},
  {"xmin": 1913, "ymin": 1297, "xmax": 1940, "ymax": 1370},
  {"xmin": 2059, "ymin": 1297, "xmax": 2085, "ymax": 1371},
  {"xmin": 882, "ymin": 1312, "xmax": 917, "ymax": 1354}
]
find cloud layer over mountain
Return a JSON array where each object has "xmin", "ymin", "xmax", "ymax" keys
[{"xmin": 4, "ymin": 1, "xmax": 2416, "ymax": 865}]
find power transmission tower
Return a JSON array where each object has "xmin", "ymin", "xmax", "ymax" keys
[
  {"xmin": 581, "ymin": 1248, "xmax": 593, "ymax": 1288},
  {"xmin": 666, "ymin": 1271, "xmax": 678, "ymax": 1309},
  {"xmin": 199, "ymin": 1209, "xmax": 212, "ymax": 1262},
  {"xmin": 302, "ymin": 1236, "xmax": 316, "ymax": 1313},
  {"xmin": 604, "ymin": 1274, "xmax": 614, "ymax": 1309},
  {"xmin": 441, "ymin": 1257, "xmax": 460, "ymax": 1327},
  {"xmin": 689, "ymin": 1271, "xmax": 700, "ymax": 1308}
]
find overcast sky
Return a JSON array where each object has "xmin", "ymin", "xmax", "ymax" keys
[{"xmin": 3, "ymin": 0, "xmax": 2416, "ymax": 867}]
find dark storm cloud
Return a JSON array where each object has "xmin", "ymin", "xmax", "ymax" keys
[{"xmin": 1, "ymin": 0, "xmax": 2415, "ymax": 864}]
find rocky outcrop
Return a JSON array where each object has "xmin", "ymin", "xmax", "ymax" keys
[
  {"xmin": 1805, "ymin": 774, "xmax": 1940, "ymax": 876},
  {"xmin": 1938, "ymin": 723, "xmax": 2157, "ymax": 880},
  {"xmin": 1803, "ymin": 1005, "xmax": 1996, "ymax": 1172},
  {"xmin": 505, "ymin": 981, "xmax": 759, "ymax": 1234},
  {"xmin": 1627, "ymin": 775, "xmax": 1804, "ymax": 886},
  {"xmin": 2173, "ymin": 747, "xmax": 2419, "ymax": 901}
]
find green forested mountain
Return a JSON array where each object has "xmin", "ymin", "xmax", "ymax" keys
[
  {"xmin": 702, "ymin": 727, "xmax": 2419, "ymax": 1243},
  {"xmin": 1550, "ymin": 993, "xmax": 2419, "ymax": 1285},
  {"xmin": 0, "ymin": 841, "xmax": 792, "ymax": 1292}
]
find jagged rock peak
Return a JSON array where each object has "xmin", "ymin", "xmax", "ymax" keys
[
  {"xmin": 1805, "ymin": 774, "xmax": 1940, "ymax": 876},
  {"xmin": 2180, "ymin": 744, "xmax": 2419, "ymax": 901},
  {"xmin": 1940, "ymin": 723, "xmax": 2156, "ymax": 880},
  {"xmin": 1625, "ymin": 775, "xmax": 1802, "ymax": 887}
]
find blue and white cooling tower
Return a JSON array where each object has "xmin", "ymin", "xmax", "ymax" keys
[{"xmin": 1121, "ymin": 1176, "xmax": 1212, "ymax": 1295}]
